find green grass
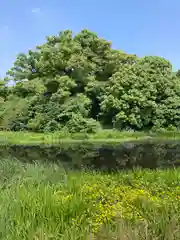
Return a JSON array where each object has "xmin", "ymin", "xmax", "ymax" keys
[
  {"xmin": 1, "ymin": 130, "xmax": 180, "ymax": 145},
  {"xmin": 0, "ymin": 158, "xmax": 179, "ymax": 239}
]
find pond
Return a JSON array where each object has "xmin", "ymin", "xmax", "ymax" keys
[{"xmin": 0, "ymin": 140, "xmax": 180, "ymax": 171}]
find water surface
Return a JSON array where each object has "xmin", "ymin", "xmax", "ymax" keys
[{"xmin": 0, "ymin": 140, "xmax": 180, "ymax": 171}]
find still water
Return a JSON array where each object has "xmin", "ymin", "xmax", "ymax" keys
[{"xmin": 0, "ymin": 140, "xmax": 180, "ymax": 171}]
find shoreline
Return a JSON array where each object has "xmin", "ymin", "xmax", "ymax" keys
[{"xmin": 0, "ymin": 130, "xmax": 180, "ymax": 145}]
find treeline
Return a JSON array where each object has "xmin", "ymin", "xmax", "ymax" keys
[{"xmin": 1, "ymin": 29, "xmax": 180, "ymax": 133}]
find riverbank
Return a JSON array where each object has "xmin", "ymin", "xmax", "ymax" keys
[
  {"xmin": 0, "ymin": 130, "xmax": 180, "ymax": 145},
  {"xmin": 0, "ymin": 158, "xmax": 179, "ymax": 239}
]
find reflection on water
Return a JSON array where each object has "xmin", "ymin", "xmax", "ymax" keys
[{"xmin": 0, "ymin": 140, "xmax": 180, "ymax": 171}]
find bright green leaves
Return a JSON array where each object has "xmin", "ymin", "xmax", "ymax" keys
[
  {"xmin": 100, "ymin": 61, "xmax": 180, "ymax": 130},
  {"xmin": 2, "ymin": 29, "xmax": 180, "ymax": 132},
  {"xmin": 138, "ymin": 56, "xmax": 172, "ymax": 75},
  {"xmin": 7, "ymin": 51, "xmax": 40, "ymax": 81}
]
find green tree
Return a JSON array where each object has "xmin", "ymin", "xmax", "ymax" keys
[
  {"xmin": 100, "ymin": 57, "xmax": 180, "ymax": 130},
  {"xmin": 176, "ymin": 69, "xmax": 180, "ymax": 78},
  {"xmin": 1, "ymin": 29, "xmax": 179, "ymax": 133}
]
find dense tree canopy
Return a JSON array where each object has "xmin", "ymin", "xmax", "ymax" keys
[{"xmin": 1, "ymin": 29, "xmax": 180, "ymax": 132}]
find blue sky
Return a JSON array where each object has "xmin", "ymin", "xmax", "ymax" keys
[{"xmin": 0, "ymin": 0, "xmax": 180, "ymax": 77}]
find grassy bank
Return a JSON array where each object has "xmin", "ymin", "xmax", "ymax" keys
[
  {"xmin": 0, "ymin": 159, "xmax": 179, "ymax": 239},
  {"xmin": 1, "ymin": 130, "xmax": 180, "ymax": 145}
]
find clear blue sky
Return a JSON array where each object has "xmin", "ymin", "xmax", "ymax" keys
[{"xmin": 0, "ymin": 0, "xmax": 180, "ymax": 77}]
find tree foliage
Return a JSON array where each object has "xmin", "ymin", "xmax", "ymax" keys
[{"xmin": 1, "ymin": 29, "xmax": 180, "ymax": 132}]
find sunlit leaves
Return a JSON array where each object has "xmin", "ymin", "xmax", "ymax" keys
[{"xmin": 1, "ymin": 29, "xmax": 180, "ymax": 132}]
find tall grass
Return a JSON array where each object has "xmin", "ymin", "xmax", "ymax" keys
[{"xmin": 0, "ymin": 159, "xmax": 179, "ymax": 239}]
